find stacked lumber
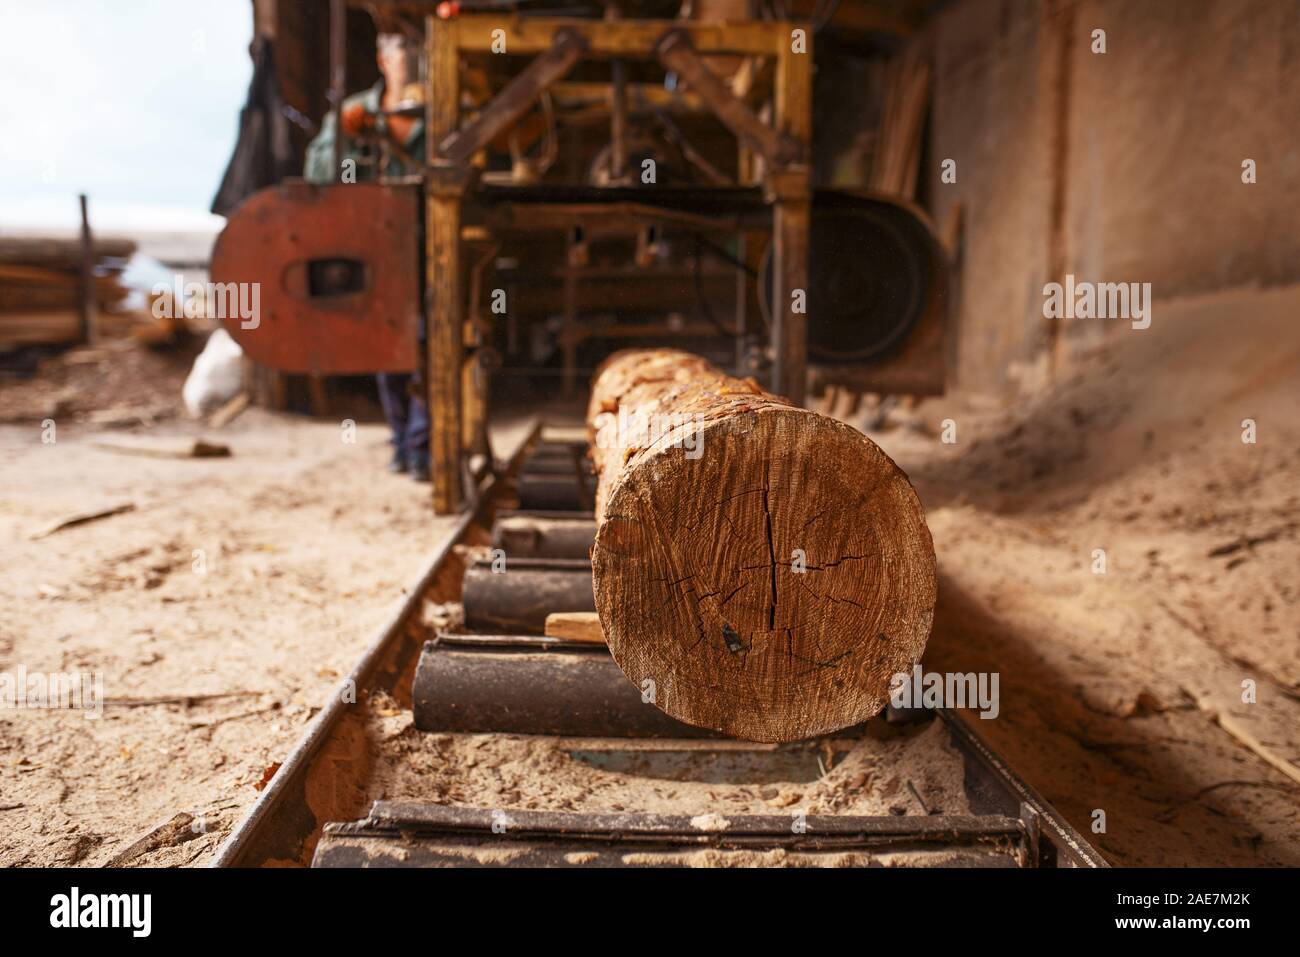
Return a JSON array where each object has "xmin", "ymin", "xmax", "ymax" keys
[
  {"xmin": 587, "ymin": 349, "xmax": 937, "ymax": 742},
  {"xmin": 868, "ymin": 53, "xmax": 931, "ymax": 200},
  {"xmin": 0, "ymin": 237, "xmax": 136, "ymax": 352}
]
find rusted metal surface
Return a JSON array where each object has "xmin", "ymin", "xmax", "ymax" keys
[
  {"xmin": 208, "ymin": 420, "xmax": 542, "ymax": 868},
  {"xmin": 312, "ymin": 802, "xmax": 1028, "ymax": 867},
  {"xmin": 210, "ymin": 181, "xmax": 421, "ymax": 374}
]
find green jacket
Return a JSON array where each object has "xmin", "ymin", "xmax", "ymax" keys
[{"xmin": 304, "ymin": 81, "xmax": 425, "ymax": 184}]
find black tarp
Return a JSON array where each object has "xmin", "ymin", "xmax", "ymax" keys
[{"xmin": 211, "ymin": 36, "xmax": 298, "ymax": 217}]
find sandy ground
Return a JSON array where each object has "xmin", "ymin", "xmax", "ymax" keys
[
  {"xmin": 0, "ymin": 343, "xmax": 461, "ymax": 866},
  {"xmin": 1, "ymin": 281, "xmax": 1296, "ymax": 868},
  {"xmin": 855, "ymin": 283, "xmax": 1300, "ymax": 865}
]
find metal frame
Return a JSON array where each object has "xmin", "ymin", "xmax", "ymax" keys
[{"xmin": 423, "ymin": 14, "xmax": 813, "ymax": 513}]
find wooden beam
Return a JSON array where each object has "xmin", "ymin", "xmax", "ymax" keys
[
  {"xmin": 437, "ymin": 28, "xmax": 587, "ymax": 165},
  {"xmin": 768, "ymin": 29, "xmax": 812, "ymax": 405},
  {"xmin": 656, "ymin": 30, "xmax": 803, "ymax": 167},
  {"xmin": 426, "ymin": 15, "xmax": 464, "ymax": 513},
  {"xmin": 453, "ymin": 15, "xmax": 794, "ymax": 58}
]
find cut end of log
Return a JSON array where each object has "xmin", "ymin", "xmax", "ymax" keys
[{"xmin": 589, "ymin": 351, "xmax": 936, "ymax": 743}]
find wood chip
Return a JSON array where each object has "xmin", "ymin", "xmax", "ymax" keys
[
  {"xmin": 91, "ymin": 437, "xmax": 231, "ymax": 459},
  {"xmin": 105, "ymin": 812, "xmax": 197, "ymax": 867},
  {"xmin": 30, "ymin": 502, "xmax": 135, "ymax": 540},
  {"xmin": 209, "ymin": 391, "xmax": 250, "ymax": 428}
]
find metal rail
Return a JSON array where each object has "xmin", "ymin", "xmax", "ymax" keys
[
  {"xmin": 214, "ymin": 423, "xmax": 1105, "ymax": 869},
  {"xmin": 210, "ymin": 420, "xmax": 541, "ymax": 867}
]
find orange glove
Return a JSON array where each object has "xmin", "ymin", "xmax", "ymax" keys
[
  {"xmin": 387, "ymin": 114, "xmax": 418, "ymax": 145},
  {"xmin": 340, "ymin": 101, "xmax": 376, "ymax": 137}
]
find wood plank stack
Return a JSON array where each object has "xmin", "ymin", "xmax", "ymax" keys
[
  {"xmin": 587, "ymin": 349, "xmax": 937, "ymax": 742},
  {"xmin": 0, "ymin": 237, "xmax": 136, "ymax": 352},
  {"xmin": 868, "ymin": 53, "xmax": 932, "ymax": 200}
]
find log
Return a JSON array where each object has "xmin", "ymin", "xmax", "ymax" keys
[{"xmin": 588, "ymin": 349, "xmax": 936, "ymax": 742}]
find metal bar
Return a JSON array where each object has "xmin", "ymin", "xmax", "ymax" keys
[
  {"xmin": 313, "ymin": 829, "xmax": 1021, "ymax": 867},
  {"xmin": 517, "ymin": 471, "xmax": 593, "ymax": 511},
  {"xmin": 209, "ymin": 421, "xmax": 540, "ymax": 867},
  {"xmin": 453, "ymin": 15, "xmax": 794, "ymax": 58},
  {"xmin": 937, "ymin": 708, "xmax": 1110, "ymax": 868},
  {"xmin": 734, "ymin": 229, "xmax": 747, "ymax": 373},
  {"xmin": 770, "ymin": 193, "xmax": 809, "ymax": 403},
  {"xmin": 76, "ymin": 193, "xmax": 96, "ymax": 345},
  {"xmin": 437, "ymin": 28, "xmax": 587, "ymax": 166},
  {"xmin": 487, "ymin": 201, "xmax": 741, "ymax": 234},
  {"xmin": 435, "ymin": 632, "xmax": 597, "ymax": 652},
  {"xmin": 609, "ymin": 58, "xmax": 628, "ymax": 182},
  {"xmin": 368, "ymin": 801, "xmax": 1025, "ymax": 840},
  {"xmin": 561, "ymin": 231, "xmax": 579, "ymax": 397}
]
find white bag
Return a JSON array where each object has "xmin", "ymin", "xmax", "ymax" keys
[{"xmin": 182, "ymin": 328, "xmax": 244, "ymax": 417}]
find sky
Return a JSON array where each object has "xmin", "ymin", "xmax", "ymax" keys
[{"xmin": 0, "ymin": 0, "xmax": 254, "ymax": 233}]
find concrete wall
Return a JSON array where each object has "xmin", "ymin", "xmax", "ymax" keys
[{"xmin": 924, "ymin": 0, "xmax": 1300, "ymax": 393}]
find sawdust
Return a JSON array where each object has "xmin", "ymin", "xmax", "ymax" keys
[
  {"xmin": 857, "ymin": 283, "xmax": 1300, "ymax": 865},
  {"xmin": 0, "ymin": 402, "xmax": 464, "ymax": 866},
  {"xmin": 361, "ymin": 689, "xmax": 971, "ymax": 819},
  {"xmin": 616, "ymin": 848, "xmax": 976, "ymax": 867}
]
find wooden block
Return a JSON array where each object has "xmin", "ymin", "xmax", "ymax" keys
[{"xmin": 543, "ymin": 611, "xmax": 606, "ymax": 644}]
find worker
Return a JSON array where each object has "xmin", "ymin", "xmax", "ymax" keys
[{"xmin": 303, "ymin": 31, "xmax": 430, "ymax": 481}]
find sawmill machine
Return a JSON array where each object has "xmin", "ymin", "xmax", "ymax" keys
[{"xmin": 211, "ymin": 0, "xmax": 949, "ymax": 513}]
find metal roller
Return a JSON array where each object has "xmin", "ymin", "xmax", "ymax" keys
[
  {"xmin": 461, "ymin": 557, "xmax": 594, "ymax": 633},
  {"xmin": 516, "ymin": 472, "xmax": 594, "ymax": 511},
  {"xmin": 491, "ymin": 512, "xmax": 596, "ymax": 560},
  {"xmin": 412, "ymin": 644, "xmax": 713, "ymax": 737}
]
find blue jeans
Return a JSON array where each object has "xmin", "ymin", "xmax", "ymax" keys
[{"xmin": 376, "ymin": 373, "xmax": 430, "ymax": 466}]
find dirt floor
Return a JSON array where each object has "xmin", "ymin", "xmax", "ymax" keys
[
  {"xmin": 0, "ymin": 341, "xmax": 466, "ymax": 866},
  {"xmin": 861, "ymin": 282, "xmax": 1300, "ymax": 866},
  {"xmin": 1, "ymin": 282, "xmax": 1296, "ymax": 867},
  {"xmin": 362, "ymin": 692, "xmax": 972, "ymax": 819}
]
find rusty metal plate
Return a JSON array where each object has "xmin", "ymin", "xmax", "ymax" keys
[{"xmin": 210, "ymin": 182, "xmax": 420, "ymax": 374}]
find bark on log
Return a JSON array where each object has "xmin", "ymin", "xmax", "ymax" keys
[{"xmin": 588, "ymin": 349, "xmax": 936, "ymax": 742}]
